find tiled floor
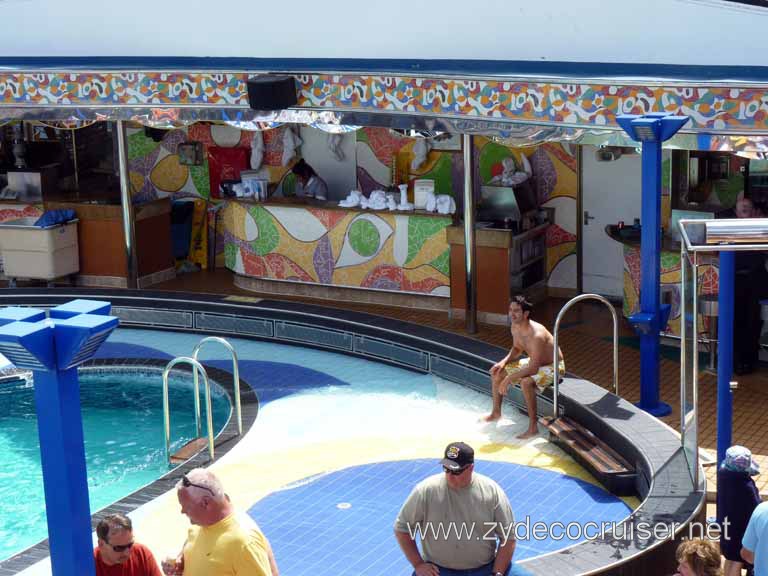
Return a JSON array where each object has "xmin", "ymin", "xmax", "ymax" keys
[
  {"xmin": 156, "ymin": 270, "xmax": 768, "ymax": 496},
  {"xmin": 249, "ymin": 459, "xmax": 631, "ymax": 575}
]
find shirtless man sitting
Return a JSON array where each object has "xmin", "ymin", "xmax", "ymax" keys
[{"xmin": 484, "ymin": 295, "xmax": 564, "ymax": 439}]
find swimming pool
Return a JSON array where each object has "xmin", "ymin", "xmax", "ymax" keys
[
  {"xmin": 0, "ymin": 293, "xmax": 704, "ymax": 576},
  {"xmin": 90, "ymin": 329, "xmax": 634, "ymax": 575},
  {"xmin": 0, "ymin": 368, "xmax": 230, "ymax": 562}
]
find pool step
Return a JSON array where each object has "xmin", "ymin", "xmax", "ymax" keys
[
  {"xmin": 170, "ymin": 438, "xmax": 208, "ymax": 465},
  {"xmin": 540, "ymin": 416, "xmax": 637, "ymax": 496}
]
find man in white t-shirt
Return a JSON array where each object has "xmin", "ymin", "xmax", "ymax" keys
[{"xmin": 394, "ymin": 442, "xmax": 516, "ymax": 576}]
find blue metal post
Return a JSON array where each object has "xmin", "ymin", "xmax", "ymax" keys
[
  {"xmin": 617, "ymin": 114, "xmax": 687, "ymax": 417},
  {"xmin": 32, "ymin": 368, "xmax": 94, "ymax": 576},
  {"xmin": 638, "ymin": 139, "xmax": 672, "ymax": 416},
  {"xmin": 0, "ymin": 300, "xmax": 118, "ymax": 576},
  {"xmin": 717, "ymin": 251, "xmax": 735, "ymax": 465}
]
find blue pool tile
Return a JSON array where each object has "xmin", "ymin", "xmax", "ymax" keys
[{"xmin": 248, "ymin": 459, "xmax": 631, "ymax": 575}]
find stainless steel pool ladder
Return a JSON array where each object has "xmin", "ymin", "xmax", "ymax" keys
[
  {"xmin": 192, "ymin": 337, "xmax": 242, "ymax": 438},
  {"xmin": 163, "ymin": 357, "xmax": 214, "ymax": 465},
  {"xmin": 552, "ymin": 294, "xmax": 619, "ymax": 418},
  {"xmin": 162, "ymin": 337, "xmax": 243, "ymax": 466}
]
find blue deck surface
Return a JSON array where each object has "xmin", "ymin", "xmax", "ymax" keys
[{"xmin": 249, "ymin": 459, "xmax": 630, "ymax": 576}]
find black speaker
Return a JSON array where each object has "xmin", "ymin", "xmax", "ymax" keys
[{"xmin": 246, "ymin": 75, "xmax": 298, "ymax": 111}]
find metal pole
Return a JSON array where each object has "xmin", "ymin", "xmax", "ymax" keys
[
  {"xmin": 576, "ymin": 146, "xmax": 583, "ymax": 294},
  {"xmin": 71, "ymin": 129, "xmax": 79, "ymax": 193},
  {"xmin": 680, "ymin": 244, "xmax": 687, "ymax": 450},
  {"xmin": 462, "ymin": 134, "xmax": 477, "ymax": 334},
  {"xmin": 717, "ymin": 251, "xmax": 735, "ymax": 466},
  {"xmin": 116, "ymin": 121, "xmax": 138, "ymax": 289}
]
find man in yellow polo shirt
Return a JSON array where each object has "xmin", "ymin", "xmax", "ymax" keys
[{"xmin": 161, "ymin": 468, "xmax": 278, "ymax": 576}]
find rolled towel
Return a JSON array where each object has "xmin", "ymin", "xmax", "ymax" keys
[
  {"xmin": 425, "ymin": 191, "xmax": 437, "ymax": 213},
  {"xmin": 436, "ymin": 194, "xmax": 457, "ymax": 214},
  {"xmin": 369, "ymin": 196, "xmax": 387, "ymax": 210},
  {"xmin": 338, "ymin": 190, "xmax": 363, "ymax": 208}
]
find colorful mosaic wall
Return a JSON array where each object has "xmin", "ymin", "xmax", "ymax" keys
[
  {"xmin": 3, "ymin": 72, "xmax": 768, "ymax": 133},
  {"xmin": 623, "ymin": 246, "xmax": 718, "ymax": 337},
  {"xmin": 126, "ymin": 123, "xmax": 291, "ymax": 202},
  {"xmin": 355, "ymin": 128, "xmax": 578, "ymax": 289},
  {"xmin": 355, "ymin": 128, "xmax": 463, "ymax": 197},
  {"xmin": 474, "ymin": 138, "xmax": 578, "ymax": 289},
  {"xmin": 223, "ymin": 202, "xmax": 451, "ymax": 295}
]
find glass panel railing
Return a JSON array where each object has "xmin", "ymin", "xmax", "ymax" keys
[{"xmin": 681, "ymin": 247, "xmax": 698, "ymax": 484}]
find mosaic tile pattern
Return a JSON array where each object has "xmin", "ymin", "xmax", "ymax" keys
[
  {"xmin": 2, "ymin": 72, "xmax": 768, "ymax": 133},
  {"xmin": 622, "ymin": 246, "xmax": 719, "ymax": 336},
  {"xmin": 223, "ymin": 202, "xmax": 451, "ymax": 295}
]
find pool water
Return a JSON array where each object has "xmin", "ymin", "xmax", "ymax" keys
[{"xmin": 0, "ymin": 370, "xmax": 230, "ymax": 561}]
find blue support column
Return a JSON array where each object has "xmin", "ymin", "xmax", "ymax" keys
[
  {"xmin": 638, "ymin": 140, "xmax": 671, "ymax": 416},
  {"xmin": 32, "ymin": 369, "xmax": 94, "ymax": 576},
  {"xmin": 717, "ymin": 251, "xmax": 735, "ymax": 465},
  {"xmin": 617, "ymin": 113, "xmax": 688, "ymax": 418},
  {"xmin": 0, "ymin": 299, "xmax": 118, "ymax": 576}
]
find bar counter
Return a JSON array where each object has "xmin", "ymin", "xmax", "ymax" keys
[
  {"xmin": 222, "ymin": 198, "xmax": 453, "ymax": 297},
  {"xmin": 45, "ymin": 197, "xmax": 174, "ymax": 287},
  {"xmin": 606, "ymin": 225, "xmax": 718, "ymax": 337}
]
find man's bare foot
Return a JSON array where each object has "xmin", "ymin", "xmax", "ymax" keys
[
  {"xmin": 516, "ymin": 428, "xmax": 539, "ymax": 439},
  {"xmin": 482, "ymin": 413, "xmax": 501, "ymax": 423}
]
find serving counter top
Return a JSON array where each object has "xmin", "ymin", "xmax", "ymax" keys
[
  {"xmin": 228, "ymin": 197, "xmax": 455, "ymax": 219},
  {"xmin": 605, "ymin": 224, "xmax": 681, "ymax": 252},
  {"xmin": 44, "ymin": 197, "xmax": 170, "ymax": 222}
]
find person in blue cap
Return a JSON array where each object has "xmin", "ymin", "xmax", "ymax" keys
[{"xmin": 717, "ymin": 445, "xmax": 761, "ymax": 576}]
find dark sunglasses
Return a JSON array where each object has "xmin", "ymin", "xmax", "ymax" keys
[
  {"xmin": 108, "ymin": 541, "xmax": 134, "ymax": 553},
  {"xmin": 182, "ymin": 475, "xmax": 215, "ymax": 496},
  {"xmin": 443, "ymin": 466, "xmax": 469, "ymax": 476}
]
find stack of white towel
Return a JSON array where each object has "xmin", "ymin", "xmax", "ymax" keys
[{"xmin": 338, "ymin": 189, "xmax": 455, "ymax": 214}]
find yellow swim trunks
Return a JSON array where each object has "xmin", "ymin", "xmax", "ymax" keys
[{"xmin": 504, "ymin": 357, "xmax": 566, "ymax": 390}]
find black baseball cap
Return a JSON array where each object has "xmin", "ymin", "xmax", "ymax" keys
[{"xmin": 441, "ymin": 442, "xmax": 474, "ymax": 471}]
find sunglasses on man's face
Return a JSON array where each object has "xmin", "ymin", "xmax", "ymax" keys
[
  {"xmin": 182, "ymin": 475, "xmax": 215, "ymax": 496},
  {"xmin": 108, "ymin": 541, "xmax": 134, "ymax": 553},
  {"xmin": 443, "ymin": 466, "xmax": 469, "ymax": 476}
]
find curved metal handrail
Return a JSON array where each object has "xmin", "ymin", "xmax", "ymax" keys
[
  {"xmin": 192, "ymin": 336, "xmax": 242, "ymax": 436},
  {"xmin": 553, "ymin": 294, "xmax": 619, "ymax": 418},
  {"xmin": 162, "ymin": 356, "xmax": 214, "ymax": 465}
]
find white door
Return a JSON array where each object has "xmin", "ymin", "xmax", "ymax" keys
[{"xmin": 581, "ymin": 146, "xmax": 642, "ymax": 298}]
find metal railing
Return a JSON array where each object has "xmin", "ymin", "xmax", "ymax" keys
[
  {"xmin": 162, "ymin": 356, "xmax": 214, "ymax": 465},
  {"xmin": 552, "ymin": 294, "xmax": 619, "ymax": 417},
  {"xmin": 192, "ymin": 336, "xmax": 242, "ymax": 436}
]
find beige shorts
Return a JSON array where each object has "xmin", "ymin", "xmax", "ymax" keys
[{"xmin": 504, "ymin": 357, "xmax": 565, "ymax": 390}]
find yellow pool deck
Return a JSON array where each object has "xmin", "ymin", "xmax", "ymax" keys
[
  {"xmin": 19, "ymin": 396, "xmax": 640, "ymax": 575},
  {"xmin": 130, "ymin": 407, "xmax": 640, "ymax": 569}
]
